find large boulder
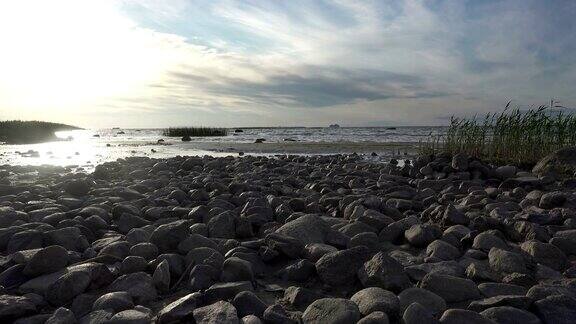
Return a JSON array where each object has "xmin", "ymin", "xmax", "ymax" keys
[
  {"xmin": 150, "ymin": 221, "xmax": 189, "ymax": 253},
  {"xmin": 357, "ymin": 252, "xmax": 411, "ymax": 293},
  {"xmin": 533, "ymin": 147, "xmax": 576, "ymax": 177},
  {"xmin": 419, "ymin": 273, "xmax": 480, "ymax": 303}
]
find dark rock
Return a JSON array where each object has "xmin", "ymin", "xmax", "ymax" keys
[
  {"xmin": 350, "ymin": 287, "xmax": 399, "ymax": 317},
  {"xmin": 157, "ymin": 293, "xmax": 200, "ymax": 324},
  {"xmin": 232, "ymin": 291, "xmax": 267, "ymax": 318},
  {"xmin": 193, "ymin": 301, "xmax": 239, "ymax": 324},
  {"xmin": 358, "ymin": 251, "xmax": 411, "ymax": 292},
  {"xmin": 477, "ymin": 283, "xmax": 527, "ymax": 297},
  {"xmin": 108, "ymin": 272, "xmax": 157, "ymax": 305},
  {"xmin": 316, "ymin": 246, "xmax": 370, "ymax": 286},
  {"xmin": 302, "ymin": 298, "xmax": 361, "ymax": 324},
  {"xmin": 150, "ymin": 221, "xmax": 189, "ymax": 253},
  {"xmin": 398, "ymin": 287, "xmax": 446, "ymax": 315},
  {"xmin": 283, "ymin": 286, "xmax": 326, "ymax": 310},
  {"xmin": 520, "ymin": 240, "xmax": 568, "ymax": 271},
  {"xmin": 46, "ymin": 307, "xmax": 76, "ymax": 324},
  {"xmin": 403, "ymin": 303, "xmax": 438, "ymax": 324},
  {"xmin": 92, "ymin": 292, "xmax": 134, "ymax": 313},
  {"xmin": 480, "ymin": 306, "xmax": 541, "ymax": 324},
  {"xmin": 419, "ymin": 273, "xmax": 481, "ymax": 303},
  {"xmin": 0, "ymin": 294, "xmax": 37, "ymax": 321},
  {"xmin": 532, "ymin": 294, "xmax": 576, "ymax": 324},
  {"xmin": 439, "ymin": 309, "xmax": 494, "ymax": 324},
  {"xmin": 533, "ymin": 146, "xmax": 576, "ymax": 177}
]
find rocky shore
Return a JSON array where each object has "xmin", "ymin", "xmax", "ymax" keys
[{"xmin": 0, "ymin": 151, "xmax": 575, "ymax": 323}]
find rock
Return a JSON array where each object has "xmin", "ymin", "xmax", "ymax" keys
[
  {"xmin": 221, "ymin": 257, "xmax": 254, "ymax": 283},
  {"xmin": 350, "ymin": 287, "xmax": 399, "ymax": 316},
  {"xmin": 452, "ymin": 153, "xmax": 469, "ymax": 171},
  {"xmin": 495, "ymin": 166, "xmax": 517, "ymax": 179},
  {"xmin": 468, "ymin": 295, "xmax": 531, "ymax": 312},
  {"xmin": 232, "ymin": 291, "xmax": 267, "ymax": 318},
  {"xmin": 262, "ymin": 304, "xmax": 300, "ymax": 324},
  {"xmin": 130, "ymin": 243, "xmax": 158, "ymax": 260},
  {"xmin": 265, "ymin": 233, "xmax": 304, "ymax": 259},
  {"xmin": 398, "ymin": 287, "xmax": 446, "ymax": 315},
  {"xmin": 275, "ymin": 215, "xmax": 333, "ymax": 245},
  {"xmin": 439, "ymin": 309, "xmax": 494, "ymax": 324},
  {"xmin": 92, "ymin": 292, "xmax": 134, "ymax": 313},
  {"xmin": 359, "ymin": 311, "xmax": 390, "ymax": 324},
  {"xmin": 403, "ymin": 303, "xmax": 438, "ymax": 324},
  {"xmin": 532, "ymin": 294, "xmax": 576, "ymax": 324},
  {"xmin": 283, "ymin": 286, "xmax": 326, "ymax": 310},
  {"xmin": 302, "ymin": 298, "xmax": 362, "ymax": 324},
  {"xmin": 208, "ymin": 212, "xmax": 236, "ymax": 239},
  {"xmin": 79, "ymin": 309, "xmax": 114, "ymax": 323},
  {"xmin": 46, "ymin": 270, "xmax": 92, "ymax": 306},
  {"xmin": 117, "ymin": 214, "xmax": 150, "ymax": 234},
  {"xmin": 419, "ymin": 273, "xmax": 480, "ymax": 303},
  {"xmin": 153, "ymin": 259, "xmax": 171, "ymax": 293},
  {"xmin": 190, "ymin": 264, "xmax": 216, "ymax": 291},
  {"xmin": 480, "ymin": 306, "xmax": 541, "ymax": 324},
  {"xmin": 46, "ymin": 307, "xmax": 76, "ymax": 324},
  {"xmin": 358, "ymin": 251, "xmax": 411, "ymax": 292},
  {"xmin": 193, "ymin": 301, "xmax": 239, "ymax": 324},
  {"xmin": 539, "ymin": 191, "xmax": 567, "ymax": 209},
  {"xmin": 488, "ymin": 248, "xmax": 531, "ymax": 275},
  {"xmin": 120, "ymin": 256, "xmax": 148, "ymax": 274},
  {"xmin": 0, "ymin": 207, "xmax": 20, "ymax": 227},
  {"xmin": 443, "ymin": 205, "xmax": 469, "ymax": 226},
  {"xmin": 23, "ymin": 245, "xmax": 69, "ymax": 277},
  {"xmin": 426, "ymin": 240, "xmax": 460, "ymax": 260},
  {"xmin": 521, "ymin": 240, "xmax": 567, "ymax": 271},
  {"xmin": 157, "ymin": 293, "xmax": 200, "ymax": 324},
  {"xmin": 64, "ymin": 179, "xmax": 93, "ymax": 197},
  {"xmin": 108, "ymin": 272, "xmax": 157, "ymax": 305},
  {"xmin": 276, "ymin": 259, "xmax": 316, "ymax": 282},
  {"xmin": 315, "ymin": 246, "xmax": 370, "ymax": 286},
  {"xmin": 533, "ymin": 146, "xmax": 576, "ymax": 177},
  {"xmin": 0, "ymin": 294, "xmax": 37, "ymax": 321},
  {"xmin": 204, "ymin": 282, "xmax": 254, "ymax": 304},
  {"xmin": 109, "ymin": 308, "xmax": 151, "ymax": 323},
  {"xmin": 241, "ymin": 315, "xmax": 262, "ymax": 324},
  {"xmin": 405, "ymin": 224, "xmax": 441, "ymax": 247},
  {"xmin": 477, "ymin": 283, "xmax": 527, "ymax": 297},
  {"xmin": 472, "ymin": 232, "xmax": 508, "ymax": 252},
  {"xmin": 150, "ymin": 221, "xmax": 189, "ymax": 253}
]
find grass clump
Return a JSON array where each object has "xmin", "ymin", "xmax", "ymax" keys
[
  {"xmin": 163, "ymin": 127, "xmax": 228, "ymax": 137},
  {"xmin": 420, "ymin": 100, "xmax": 576, "ymax": 166},
  {"xmin": 0, "ymin": 120, "xmax": 80, "ymax": 144}
]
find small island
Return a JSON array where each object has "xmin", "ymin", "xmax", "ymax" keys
[{"xmin": 0, "ymin": 120, "xmax": 81, "ymax": 144}]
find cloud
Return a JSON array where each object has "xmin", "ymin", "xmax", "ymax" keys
[{"xmin": 1, "ymin": 0, "xmax": 575, "ymax": 127}]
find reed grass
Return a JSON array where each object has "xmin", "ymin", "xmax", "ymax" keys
[
  {"xmin": 420, "ymin": 100, "xmax": 576, "ymax": 166},
  {"xmin": 163, "ymin": 127, "xmax": 228, "ymax": 137}
]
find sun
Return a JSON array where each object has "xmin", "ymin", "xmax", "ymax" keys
[{"xmin": 0, "ymin": 0, "xmax": 180, "ymax": 121}]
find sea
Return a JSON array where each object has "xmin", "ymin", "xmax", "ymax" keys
[{"xmin": 0, "ymin": 127, "xmax": 446, "ymax": 170}]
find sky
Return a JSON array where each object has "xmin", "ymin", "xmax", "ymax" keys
[{"xmin": 0, "ymin": 0, "xmax": 575, "ymax": 128}]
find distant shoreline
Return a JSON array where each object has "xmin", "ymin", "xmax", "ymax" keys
[{"xmin": 0, "ymin": 120, "xmax": 81, "ymax": 145}]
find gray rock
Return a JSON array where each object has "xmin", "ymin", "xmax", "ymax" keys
[
  {"xmin": 46, "ymin": 270, "xmax": 92, "ymax": 306},
  {"xmin": 468, "ymin": 295, "xmax": 531, "ymax": 312},
  {"xmin": 443, "ymin": 205, "xmax": 469, "ymax": 226},
  {"xmin": 262, "ymin": 304, "xmax": 300, "ymax": 324},
  {"xmin": 520, "ymin": 240, "xmax": 567, "ymax": 271},
  {"xmin": 92, "ymin": 292, "xmax": 133, "ymax": 313},
  {"xmin": 403, "ymin": 303, "xmax": 439, "ymax": 324},
  {"xmin": 477, "ymin": 283, "xmax": 527, "ymax": 297},
  {"xmin": 358, "ymin": 311, "xmax": 390, "ymax": 324},
  {"xmin": 533, "ymin": 146, "xmax": 576, "ymax": 177},
  {"xmin": 426, "ymin": 240, "xmax": 460, "ymax": 260},
  {"xmin": 532, "ymin": 295, "xmax": 576, "ymax": 324},
  {"xmin": 0, "ymin": 294, "xmax": 37, "ymax": 321},
  {"xmin": 488, "ymin": 248, "xmax": 530, "ymax": 275},
  {"xmin": 232, "ymin": 291, "xmax": 267, "ymax": 318},
  {"xmin": 419, "ymin": 273, "xmax": 481, "ymax": 303},
  {"xmin": 302, "ymin": 298, "xmax": 362, "ymax": 324},
  {"xmin": 480, "ymin": 306, "xmax": 541, "ymax": 324},
  {"xmin": 108, "ymin": 272, "xmax": 157, "ymax": 305},
  {"xmin": 405, "ymin": 224, "xmax": 441, "ymax": 247},
  {"xmin": 193, "ymin": 301, "xmax": 239, "ymax": 324},
  {"xmin": 79, "ymin": 309, "xmax": 113, "ymax": 324},
  {"xmin": 153, "ymin": 259, "xmax": 171, "ymax": 293},
  {"xmin": 157, "ymin": 293, "xmax": 200, "ymax": 324},
  {"xmin": 357, "ymin": 251, "xmax": 411, "ymax": 292},
  {"xmin": 109, "ymin": 309, "xmax": 151, "ymax": 324},
  {"xmin": 283, "ymin": 286, "xmax": 327, "ymax": 310},
  {"xmin": 398, "ymin": 287, "xmax": 446, "ymax": 315},
  {"xmin": 275, "ymin": 215, "xmax": 333, "ymax": 245},
  {"xmin": 150, "ymin": 220, "xmax": 189, "ymax": 253},
  {"xmin": 350, "ymin": 287, "xmax": 399, "ymax": 316},
  {"xmin": 439, "ymin": 309, "xmax": 494, "ymax": 324},
  {"xmin": 46, "ymin": 307, "xmax": 76, "ymax": 324},
  {"xmin": 539, "ymin": 191, "xmax": 566, "ymax": 209},
  {"xmin": 120, "ymin": 256, "xmax": 148, "ymax": 274},
  {"xmin": 241, "ymin": 315, "xmax": 263, "ymax": 324},
  {"xmin": 316, "ymin": 246, "xmax": 370, "ymax": 286},
  {"xmin": 204, "ymin": 282, "xmax": 254, "ymax": 304},
  {"xmin": 472, "ymin": 232, "xmax": 508, "ymax": 252},
  {"xmin": 190, "ymin": 264, "xmax": 217, "ymax": 291},
  {"xmin": 208, "ymin": 212, "xmax": 236, "ymax": 239},
  {"xmin": 23, "ymin": 245, "xmax": 69, "ymax": 277}
]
